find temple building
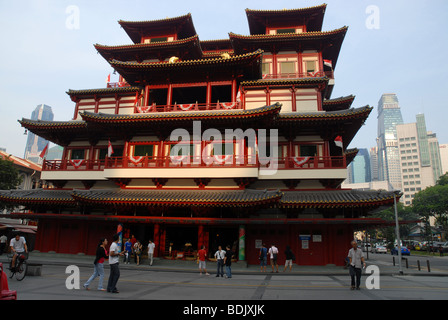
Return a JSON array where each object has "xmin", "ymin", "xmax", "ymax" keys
[{"xmin": 0, "ymin": 4, "xmax": 399, "ymax": 266}]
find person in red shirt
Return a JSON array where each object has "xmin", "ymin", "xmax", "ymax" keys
[{"xmin": 197, "ymin": 245, "xmax": 210, "ymax": 276}]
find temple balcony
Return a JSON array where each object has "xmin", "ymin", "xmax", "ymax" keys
[
  {"xmin": 262, "ymin": 70, "xmax": 334, "ymax": 82},
  {"xmin": 41, "ymin": 155, "xmax": 347, "ymax": 181},
  {"xmin": 135, "ymin": 101, "xmax": 242, "ymax": 113}
]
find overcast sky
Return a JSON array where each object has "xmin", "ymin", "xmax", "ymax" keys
[{"xmin": 0, "ymin": 0, "xmax": 447, "ymax": 157}]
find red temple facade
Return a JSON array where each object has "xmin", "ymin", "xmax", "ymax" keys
[{"xmin": 1, "ymin": 5, "xmax": 399, "ymax": 266}]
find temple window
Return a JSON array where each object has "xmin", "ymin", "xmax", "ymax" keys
[
  {"xmin": 280, "ymin": 61, "xmax": 296, "ymax": 74},
  {"xmin": 71, "ymin": 149, "xmax": 85, "ymax": 160},
  {"xmin": 134, "ymin": 144, "xmax": 154, "ymax": 157}
]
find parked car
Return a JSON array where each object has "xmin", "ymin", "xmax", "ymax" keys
[
  {"xmin": 391, "ymin": 246, "xmax": 410, "ymax": 256},
  {"xmin": 374, "ymin": 245, "xmax": 388, "ymax": 254}
]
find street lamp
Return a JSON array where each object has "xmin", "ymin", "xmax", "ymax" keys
[{"xmin": 393, "ymin": 190, "xmax": 403, "ymax": 275}]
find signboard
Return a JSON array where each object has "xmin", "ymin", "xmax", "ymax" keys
[
  {"xmin": 300, "ymin": 235, "xmax": 310, "ymax": 249},
  {"xmin": 313, "ymin": 235, "xmax": 322, "ymax": 242},
  {"xmin": 255, "ymin": 239, "xmax": 262, "ymax": 249},
  {"xmin": 301, "ymin": 240, "xmax": 309, "ymax": 249}
]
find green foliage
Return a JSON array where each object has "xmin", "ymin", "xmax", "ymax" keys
[{"xmin": 0, "ymin": 155, "xmax": 22, "ymax": 210}]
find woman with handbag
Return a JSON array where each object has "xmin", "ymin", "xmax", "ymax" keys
[{"xmin": 84, "ymin": 238, "xmax": 109, "ymax": 291}]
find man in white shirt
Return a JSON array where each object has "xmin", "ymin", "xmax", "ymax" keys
[
  {"xmin": 147, "ymin": 240, "xmax": 156, "ymax": 266},
  {"xmin": 107, "ymin": 234, "xmax": 124, "ymax": 293},
  {"xmin": 9, "ymin": 233, "xmax": 28, "ymax": 271},
  {"xmin": 214, "ymin": 246, "xmax": 226, "ymax": 277},
  {"xmin": 268, "ymin": 244, "xmax": 279, "ymax": 273},
  {"xmin": 347, "ymin": 240, "xmax": 366, "ymax": 290}
]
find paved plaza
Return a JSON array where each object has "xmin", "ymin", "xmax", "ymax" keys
[{"xmin": 2, "ymin": 252, "xmax": 448, "ymax": 302}]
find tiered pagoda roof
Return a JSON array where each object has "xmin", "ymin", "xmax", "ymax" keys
[
  {"xmin": 109, "ymin": 49, "xmax": 264, "ymax": 85},
  {"xmin": 0, "ymin": 188, "xmax": 398, "ymax": 211},
  {"xmin": 18, "ymin": 103, "xmax": 371, "ymax": 148},
  {"xmin": 245, "ymin": 4, "xmax": 327, "ymax": 34},
  {"xmin": 229, "ymin": 26, "xmax": 347, "ymax": 69},
  {"xmin": 118, "ymin": 13, "xmax": 196, "ymax": 44}
]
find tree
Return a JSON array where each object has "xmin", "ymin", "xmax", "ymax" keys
[
  {"xmin": 0, "ymin": 155, "xmax": 22, "ymax": 211},
  {"xmin": 412, "ymin": 183, "xmax": 448, "ymax": 239},
  {"xmin": 371, "ymin": 201, "xmax": 418, "ymax": 248}
]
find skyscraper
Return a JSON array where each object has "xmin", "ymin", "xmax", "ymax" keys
[
  {"xmin": 348, "ymin": 148, "xmax": 371, "ymax": 183},
  {"xmin": 24, "ymin": 104, "xmax": 54, "ymax": 164},
  {"xmin": 376, "ymin": 93, "xmax": 404, "ymax": 190},
  {"xmin": 396, "ymin": 114, "xmax": 443, "ymax": 205},
  {"xmin": 369, "ymin": 146, "xmax": 379, "ymax": 181},
  {"xmin": 440, "ymin": 144, "xmax": 448, "ymax": 175}
]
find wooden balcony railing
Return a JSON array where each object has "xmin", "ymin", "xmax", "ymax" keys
[
  {"xmin": 262, "ymin": 71, "xmax": 334, "ymax": 80},
  {"xmin": 105, "ymin": 155, "xmax": 258, "ymax": 169},
  {"xmin": 43, "ymin": 159, "xmax": 105, "ymax": 171},
  {"xmin": 42, "ymin": 156, "xmax": 346, "ymax": 172},
  {"xmin": 259, "ymin": 156, "xmax": 346, "ymax": 170},
  {"xmin": 135, "ymin": 101, "xmax": 242, "ymax": 113}
]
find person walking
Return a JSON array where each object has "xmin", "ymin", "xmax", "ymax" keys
[
  {"xmin": 283, "ymin": 245, "xmax": 295, "ymax": 272},
  {"xmin": 84, "ymin": 238, "xmax": 109, "ymax": 291},
  {"xmin": 224, "ymin": 245, "xmax": 233, "ymax": 278},
  {"xmin": 123, "ymin": 238, "xmax": 132, "ymax": 264},
  {"xmin": 268, "ymin": 244, "xmax": 279, "ymax": 273},
  {"xmin": 107, "ymin": 234, "xmax": 124, "ymax": 293},
  {"xmin": 147, "ymin": 240, "xmax": 156, "ymax": 266},
  {"xmin": 214, "ymin": 245, "xmax": 226, "ymax": 277},
  {"xmin": 259, "ymin": 243, "xmax": 268, "ymax": 272},
  {"xmin": 197, "ymin": 245, "xmax": 210, "ymax": 275},
  {"xmin": 347, "ymin": 240, "xmax": 366, "ymax": 290}
]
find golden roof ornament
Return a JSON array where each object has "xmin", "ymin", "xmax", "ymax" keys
[{"xmin": 169, "ymin": 56, "xmax": 179, "ymax": 63}]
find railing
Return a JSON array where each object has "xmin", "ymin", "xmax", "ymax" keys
[
  {"xmin": 259, "ymin": 156, "xmax": 346, "ymax": 170},
  {"xmin": 42, "ymin": 156, "xmax": 346, "ymax": 171},
  {"xmin": 106, "ymin": 82, "xmax": 130, "ymax": 88},
  {"xmin": 105, "ymin": 155, "xmax": 259, "ymax": 169},
  {"xmin": 262, "ymin": 70, "xmax": 334, "ymax": 80},
  {"xmin": 43, "ymin": 159, "xmax": 105, "ymax": 171},
  {"xmin": 135, "ymin": 101, "xmax": 242, "ymax": 113}
]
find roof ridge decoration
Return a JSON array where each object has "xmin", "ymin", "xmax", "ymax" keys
[
  {"xmin": 79, "ymin": 103, "xmax": 282, "ymax": 123},
  {"xmin": 245, "ymin": 4, "xmax": 327, "ymax": 14},
  {"xmin": 278, "ymin": 105, "xmax": 373, "ymax": 120},
  {"xmin": 118, "ymin": 12, "xmax": 193, "ymax": 26},
  {"xmin": 229, "ymin": 26, "xmax": 348, "ymax": 39},
  {"xmin": 109, "ymin": 48, "xmax": 264, "ymax": 68},
  {"xmin": 94, "ymin": 34, "xmax": 200, "ymax": 50}
]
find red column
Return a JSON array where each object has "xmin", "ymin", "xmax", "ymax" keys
[
  {"xmin": 159, "ymin": 225, "xmax": 166, "ymax": 257},
  {"xmin": 144, "ymin": 85, "xmax": 150, "ymax": 107},
  {"xmin": 153, "ymin": 223, "xmax": 160, "ymax": 257}
]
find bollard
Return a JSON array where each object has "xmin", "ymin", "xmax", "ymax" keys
[
  {"xmin": 405, "ymin": 258, "xmax": 408, "ymax": 269},
  {"xmin": 393, "ymin": 256, "xmax": 395, "ymax": 266},
  {"xmin": 427, "ymin": 260, "xmax": 431, "ymax": 272},
  {"xmin": 417, "ymin": 260, "xmax": 421, "ymax": 271}
]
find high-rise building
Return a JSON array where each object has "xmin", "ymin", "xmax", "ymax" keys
[
  {"xmin": 348, "ymin": 148, "xmax": 371, "ymax": 183},
  {"xmin": 396, "ymin": 114, "xmax": 442, "ymax": 205},
  {"xmin": 440, "ymin": 144, "xmax": 448, "ymax": 175},
  {"xmin": 24, "ymin": 104, "xmax": 54, "ymax": 164},
  {"xmin": 369, "ymin": 146, "xmax": 379, "ymax": 181},
  {"xmin": 376, "ymin": 93, "xmax": 404, "ymax": 190}
]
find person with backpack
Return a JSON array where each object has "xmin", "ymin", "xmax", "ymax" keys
[
  {"xmin": 283, "ymin": 245, "xmax": 295, "ymax": 272},
  {"xmin": 259, "ymin": 243, "xmax": 268, "ymax": 272}
]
